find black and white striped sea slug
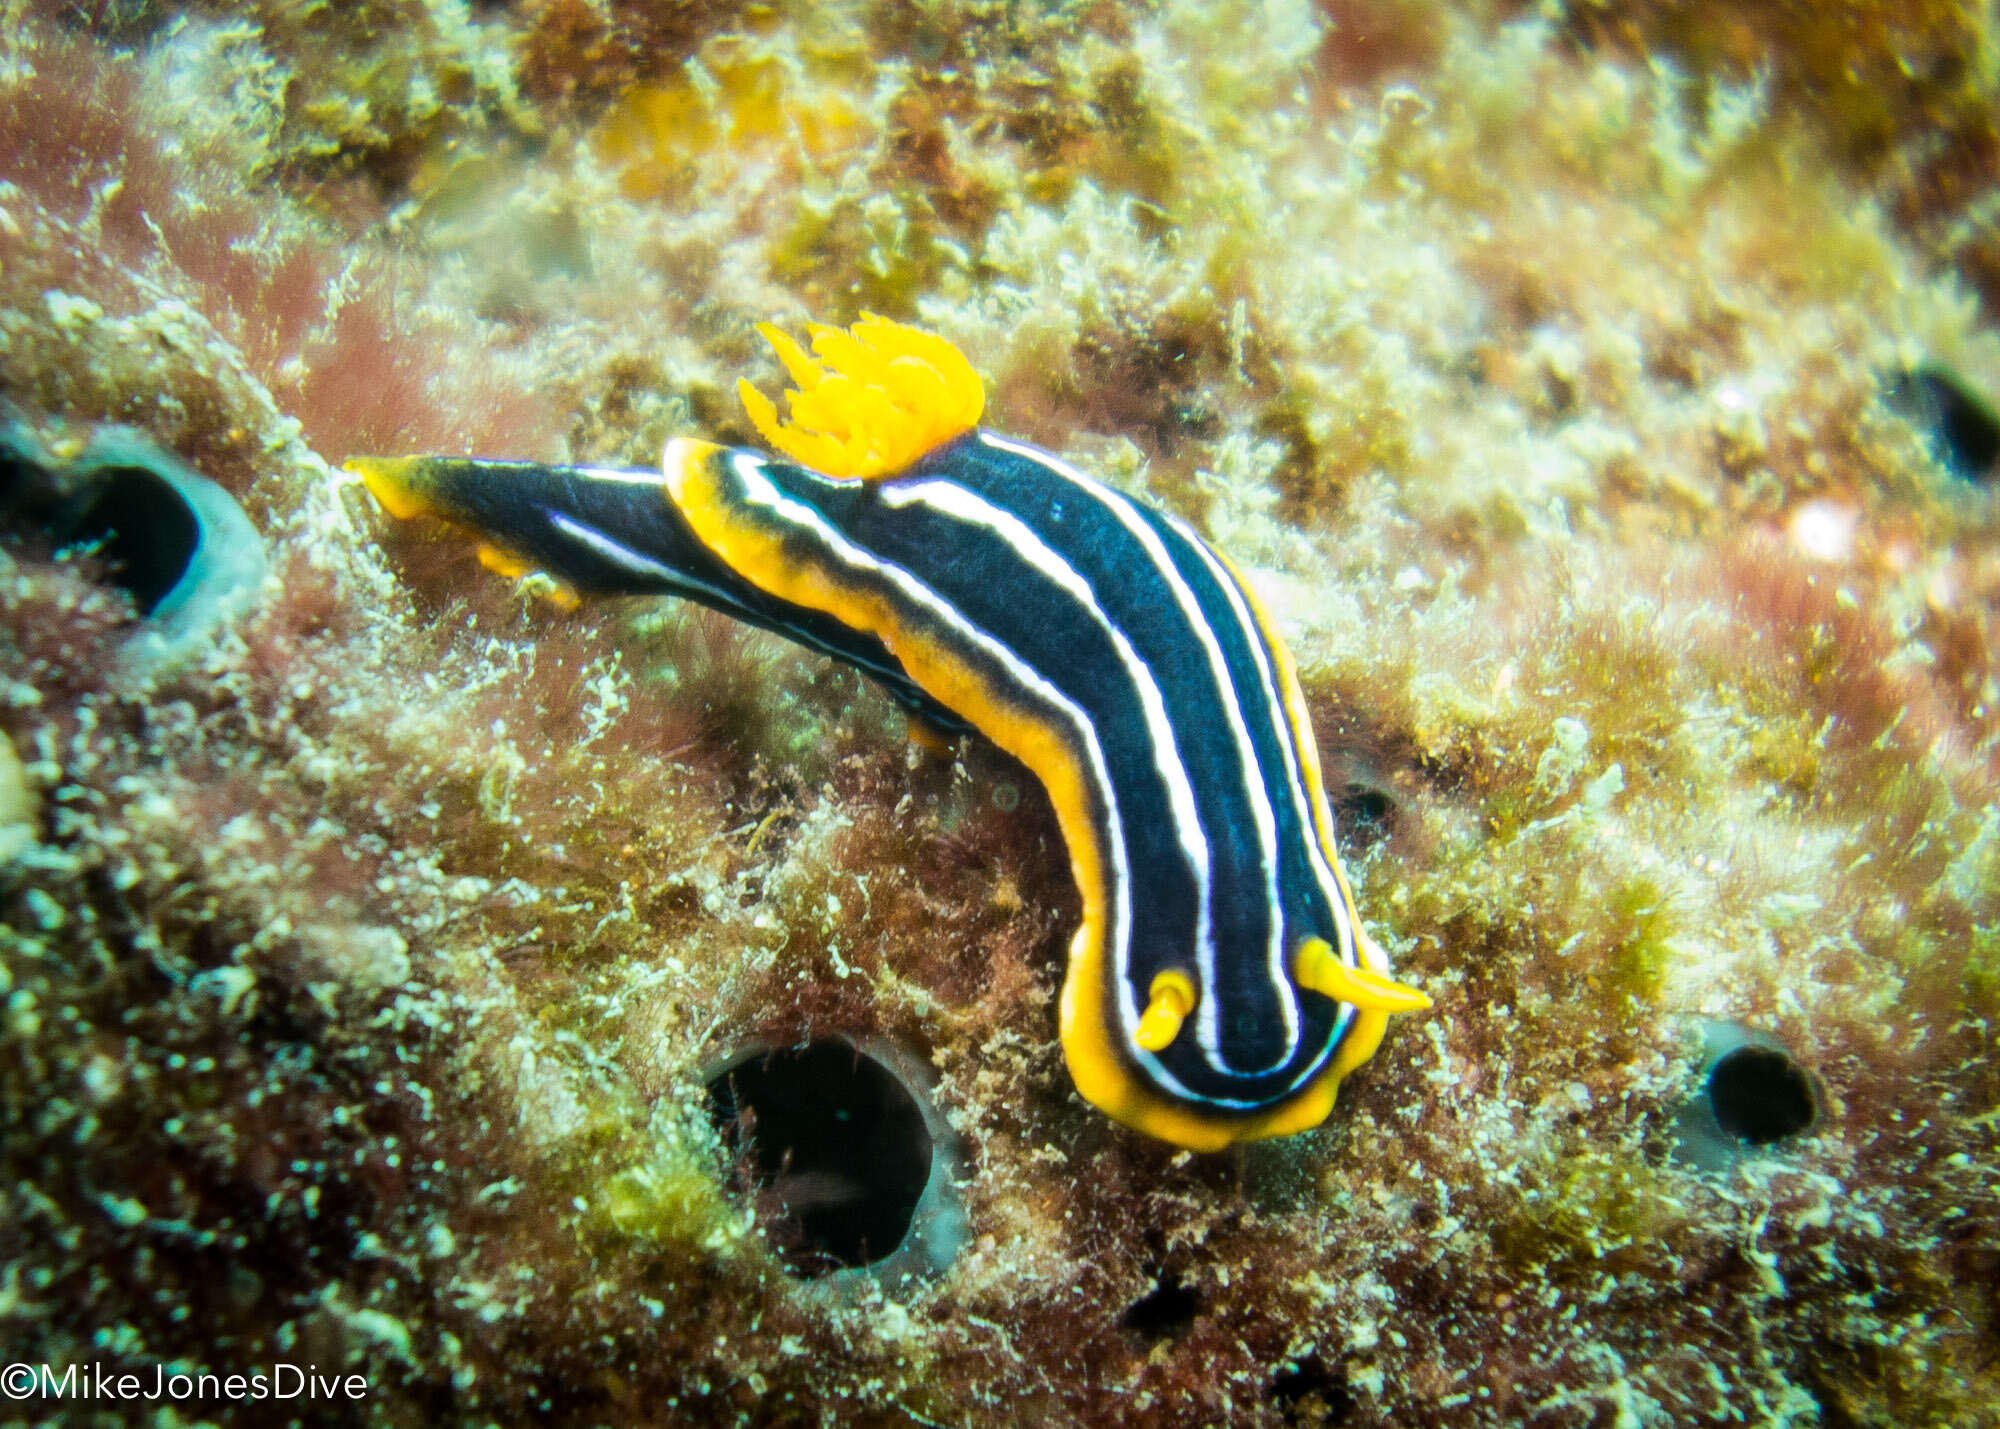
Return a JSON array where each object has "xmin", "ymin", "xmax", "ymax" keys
[{"xmin": 349, "ymin": 316, "xmax": 1428, "ymax": 1151}]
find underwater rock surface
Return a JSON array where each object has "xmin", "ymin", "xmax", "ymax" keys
[{"xmin": 1, "ymin": 1, "xmax": 1997, "ymax": 1426}]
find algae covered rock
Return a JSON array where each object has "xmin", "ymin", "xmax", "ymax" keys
[{"xmin": 0, "ymin": 1, "xmax": 1997, "ymax": 1425}]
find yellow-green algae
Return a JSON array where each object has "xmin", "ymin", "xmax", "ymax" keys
[{"xmin": 2, "ymin": 0, "xmax": 1999, "ymax": 1425}]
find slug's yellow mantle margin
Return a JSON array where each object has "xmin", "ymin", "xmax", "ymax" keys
[{"xmin": 738, "ymin": 314, "xmax": 985, "ymax": 478}]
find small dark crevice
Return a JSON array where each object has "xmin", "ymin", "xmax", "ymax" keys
[
  {"xmin": 705, "ymin": 1041, "xmax": 934, "ymax": 1278},
  {"xmin": 1706, "ymin": 1045, "xmax": 1818, "ymax": 1145},
  {"xmin": 1885, "ymin": 364, "xmax": 2000, "ymax": 483},
  {"xmin": 67, "ymin": 465, "xmax": 203, "ymax": 615},
  {"xmin": 1269, "ymin": 1354, "xmax": 1357, "ymax": 1426},
  {"xmin": 0, "ymin": 414, "xmax": 262, "ymax": 641},
  {"xmin": 1334, "ymin": 780, "xmax": 1399, "ymax": 854},
  {"xmin": 1121, "ymin": 1270, "xmax": 1202, "ymax": 1341}
]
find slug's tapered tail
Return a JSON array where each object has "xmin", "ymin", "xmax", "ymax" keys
[
  {"xmin": 349, "ymin": 455, "xmax": 733, "ymax": 596},
  {"xmin": 345, "ymin": 452, "xmax": 968, "ymax": 731}
]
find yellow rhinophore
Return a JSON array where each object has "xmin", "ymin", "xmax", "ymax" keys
[
  {"xmin": 1134, "ymin": 971, "xmax": 1197, "ymax": 1053},
  {"xmin": 1295, "ymin": 938, "xmax": 1433, "ymax": 1014}
]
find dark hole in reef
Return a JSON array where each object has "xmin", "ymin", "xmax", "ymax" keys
[
  {"xmin": 0, "ymin": 434, "xmax": 47, "ymax": 504},
  {"xmin": 705, "ymin": 1041, "xmax": 933, "ymax": 1277},
  {"xmin": 1885, "ymin": 365, "xmax": 2000, "ymax": 482},
  {"xmin": 67, "ymin": 466, "xmax": 202, "ymax": 616},
  {"xmin": 1269, "ymin": 1354, "xmax": 1357, "ymax": 1425},
  {"xmin": 1707, "ymin": 1045, "xmax": 1818, "ymax": 1145},
  {"xmin": 1121, "ymin": 1271, "xmax": 1202, "ymax": 1341},
  {"xmin": 1335, "ymin": 781, "xmax": 1399, "ymax": 852}
]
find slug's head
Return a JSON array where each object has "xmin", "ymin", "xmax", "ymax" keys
[
  {"xmin": 738, "ymin": 315, "xmax": 984, "ymax": 479},
  {"xmin": 1090, "ymin": 924, "xmax": 1431, "ymax": 1151}
]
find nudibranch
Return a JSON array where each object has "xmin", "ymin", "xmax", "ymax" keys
[{"xmin": 347, "ymin": 315, "xmax": 1429, "ymax": 1151}]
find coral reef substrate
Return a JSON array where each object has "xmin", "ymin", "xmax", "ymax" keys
[{"xmin": 2, "ymin": 0, "xmax": 1998, "ymax": 1424}]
